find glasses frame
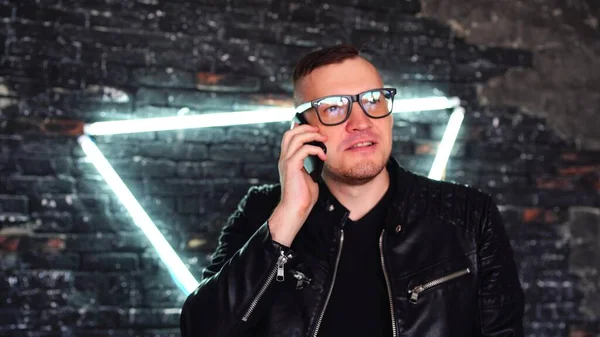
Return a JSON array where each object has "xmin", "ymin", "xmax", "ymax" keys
[{"xmin": 294, "ymin": 87, "xmax": 397, "ymax": 126}]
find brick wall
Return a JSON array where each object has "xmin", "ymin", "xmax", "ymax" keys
[{"xmin": 0, "ymin": 0, "xmax": 599, "ymax": 336}]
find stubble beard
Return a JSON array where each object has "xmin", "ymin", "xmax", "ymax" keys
[{"xmin": 325, "ymin": 158, "xmax": 387, "ymax": 186}]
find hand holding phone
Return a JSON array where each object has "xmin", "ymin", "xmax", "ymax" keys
[
  {"xmin": 268, "ymin": 114, "xmax": 328, "ymax": 247},
  {"xmin": 290, "ymin": 113, "xmax": 327, "ymax": 183}
]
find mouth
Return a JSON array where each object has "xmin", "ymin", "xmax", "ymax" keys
[{"xmin": 346, "ymin": 141, "xmax": 377, "ymax": 151}]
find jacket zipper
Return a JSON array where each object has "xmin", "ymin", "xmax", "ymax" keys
[
  {"xmin": 241, "ymin": 250, "xmax": 293, "ymax": 322},
  {"xmin": 379, "ymin": 229, "xmax": 398, "ymax": 337},
  {"xmin": 292, "ymin": 270, "xmax": 312, "ymax": 289},
  {"xmin": 408, "ymin": 268, "xmax": 471, "ymax": 304},
  {"xmin": 312, "ymin": 229, "xmax": 345, "ymax": 337}
]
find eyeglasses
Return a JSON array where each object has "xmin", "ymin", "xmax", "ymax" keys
[{"xmin": 294, "ymin": 88, "xmax": 397, "ymax": 126}]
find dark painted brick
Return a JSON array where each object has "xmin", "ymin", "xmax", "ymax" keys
[
  {"xmin": 64, "ymin": 101, "xmax": 134, "ymax": 121},
  {"xmin": 15, "ymin": 136, "xmax": 74, "ymax": 156},
  {"xmin": 414, "ymin": 140, "xmax": 466, "ymax": 157},
  {"xmin": 242, "ymin": 162, "xmax": 278, "ymax": 180},
  {"xmin": 81, "ymin": 252, "xmax": 139, "ymax": 271},
  {"xmin": 9, "ymin": 37, "xmax": 79, "ymax": 61},
  {"xmin": 89, "ymin": 7, "xmax": 160, "ymax": 31},
  {"xmin": 157, "ymin": 128, "xmax": 227, "ymax": 143},
  {"xmin": 55, "ymin": 24, "xmax": 183, "ymax": 50},
  {"xmin": 108, "ymin": 158, "xmax": 176, "ymax": 178},
  {"xmin": 391, "ymin": 140, "xmax": 415, "ymax": 157},
  {"xmin": 132, "ymin": 67, "xmax": 196, "ymax": 88},
  {"xmin": 21, "ymin": 251, "xmax": 81, "ymax": 270},
  {"xmin": 2, "ymin": 288, "xmax": 68, "ymax": 309},
  {"xmin": 5, "ymin": 175, "xmax": 76, "ymax": 194},
  {"xmin": 29, "ymin": 211, "xmax": 73, "ymax": 232},
  {"xmin": 30, "ymin": 194, "xmax": 111, "ymax": 214},
  {"xmin": 76, "ymin": 176, "xmax": 113, "ymax": 194},
  {"xmin": 177, "ymin": 197, "xmax": 203, "ymax": 214},
  {"xmin": 196, "ymin": 72, "xmax": 261, "ymax": 92},
  {"xmin": 132, "ymin": 105, "xmax": 182, "ymax": 118},
  {"xmin": 177, "ymin": 161, "xmax": 241, "ymax": 179},
  {"xmin": 14, "ymin": 156, "xmax": 72, "ymax": 176},
  {"xmin": 44, "ymin": 61, "xmax": 129, "ymax": 88},
  {"xmin": 144, "ymin": 179, "xmax": 214, "ymax": 196},
  {"xmin": 144, "ymin": 288, "xmax": 187, "ymax": 307},
  {"xmin": 166, "ymin": 90, "xmax": 237, "ymax": 112},
  {"xmin": 0, "ymin": 213, "xmax": 30, "ymax": 231},
  {"xmin": 233, "ymin": 93, "xmax": 293, "ymax": 111},
  {"xmin": 177, "ymin": 188, "xmax": 249, "ymax": 214},
  {"xmin": 70, "ymin": 212, "xmax": 134, "ymax": 233},
  {"xmin": 136, "ymin": 329, "xmax": 180, "ymax": 337},
  {"xmin": 150, "ymin": 46, "xmax": 216, "ymax": 72},
  {"xmin": 394, "ymin": 154, "xmax": 434, "ymax": 175},
  {"xmin": 0, "ymin": 270, "xmax": 74, "ymax": 291},
  {"xmin": 0, "ymin": 153, "xmax": 14, "ymax": 172},
  {"xmin": 226, "ymin": 126, "xmax": 276, "ymax": 145},
  {"xmin": 121, "ymin": 195, "xmax": 176, "ymax": 217},
  {"xmin": 0, "ymin": 194, "xmax": 28, "ymax": 213},
  {"xmin": 65, "ymin": 233, "xmax": 148, "ymax": 252},
  {"xmin": 140, "ymin": 143, "xmax": 209, "ymax": 161},
  {"xmin": 121, "ymin": 308, "xmax": 180, "ymax": 328},
  {"xmin": 429, "ymin": 123, "xmax": 470, "ymax": 141},
  {"xmin": 210, "ymin": 144, "xmax": 273, "ymax": 163},
  {"xmin": 136, "ymin": 87, "xmax": 168, "ymax": 107},
  {"xmin": 17, "ymin": 3, "xmax": 86, "ymax": 24},
  {"xmin": 141, "ymin": 249, "xmax": 208, "ymax": 275}
]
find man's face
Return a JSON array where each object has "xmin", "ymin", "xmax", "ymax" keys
[{"xmin": 295, "ymin": 57, "xmax": 393, "ymax": 185}]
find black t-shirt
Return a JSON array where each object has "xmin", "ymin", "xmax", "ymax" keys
[{"xmin": 318, "ymin": 187, "xmax": 394, "ymax": 337}]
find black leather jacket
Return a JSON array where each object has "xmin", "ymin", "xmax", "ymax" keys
[{"xmin": 180, "ymin": 157, "xmax": 525, "ymax": 337}]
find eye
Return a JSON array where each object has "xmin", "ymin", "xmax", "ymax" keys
[
  {"xmin": 363, "ymin": 91, "xmax": 382, "ymax": 105},
  {"xmin": 317, "ymin": 96, "xmax": 347, "ymax": 115},
  {"xmin": 325, "ymin": 106, "xmax": 341, "ymax": 113}
]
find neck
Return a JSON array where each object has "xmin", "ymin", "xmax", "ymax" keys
[{"xmin": 323, "ymin": 168, "xmax": 390, "ymax": 221}]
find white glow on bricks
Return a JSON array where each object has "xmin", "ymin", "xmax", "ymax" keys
[
  {"xmin": 77, "ymin": 135, "xmax": 199, "ymax": 295},
  {"xmin": 428, "ymin": 107, "xmax": 465, "ymax": 181},
  {"xmin": 84, "ymin": 97, "xmax": 461, "ymax": 135},
  {"xmin": 392, "ymin": 96, "xmax": 460, "ymax": 113},
  {"xmin": 80, "ymin": 95, "xmax": 463, "ymax": 295}
]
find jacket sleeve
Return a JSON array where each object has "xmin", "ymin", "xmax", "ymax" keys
[
  {"xmin": 477, "ymin": 197, "xmax": 525, "ymax": 337},
  {"xmin": 180, "ymin": 185, "xmax": 292, "ymax": 337}
]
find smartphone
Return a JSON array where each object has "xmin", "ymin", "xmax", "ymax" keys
[{"xmin": 291, "ymin": 113, "xmax": 327, "ymax": 183}]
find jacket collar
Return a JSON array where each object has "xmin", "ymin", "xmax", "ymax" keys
[{"xmin": 315, "ymin": 156, "xmax": 417, "ymax": 232}]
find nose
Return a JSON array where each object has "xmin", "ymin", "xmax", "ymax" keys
[{"xmin": 345, "ymin": 101, "xmax": 372, "ymax": 132}]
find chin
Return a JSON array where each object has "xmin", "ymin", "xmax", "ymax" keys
[{"xmin": 326, "ymin": 158, "xmax": 387, "ymax": 185}]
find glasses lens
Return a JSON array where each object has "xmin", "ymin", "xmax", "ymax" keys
[
  {"xmin": 360, "ymin": 89, "xmax": 394, "ymax": 117},
  {"xmin": 315, "ymin": 96, "xmax": 350, "ymax": 125}
]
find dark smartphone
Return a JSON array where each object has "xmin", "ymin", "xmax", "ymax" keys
[{"xmin": 291, "ymin": 113, "xmax": 327, "ymax": 183}]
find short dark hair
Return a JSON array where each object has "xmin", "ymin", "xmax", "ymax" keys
[{"xmin": 292, "ymin": 44, "xmax": 360, "ymax": 89}]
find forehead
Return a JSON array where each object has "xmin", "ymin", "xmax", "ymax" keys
[{"xmin": 295, "ymin": 57, "xmax": 383, "ymax": 102}]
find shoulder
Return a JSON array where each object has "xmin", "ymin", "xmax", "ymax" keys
[
  {"xmin": 244, "ymin": 183, "xmax": 281, "ymax": 202},
  {"xmin": 237, "ymin": 183, "xmax": 281, "ymax": 217},
  {"xmin": 409, "ymin": 171, "xmax": 495, "ymax": 229}
]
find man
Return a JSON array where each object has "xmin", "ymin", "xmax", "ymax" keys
[{"xmin": 180, "ymin": 44, "xmax": 525, "ymax": 337}]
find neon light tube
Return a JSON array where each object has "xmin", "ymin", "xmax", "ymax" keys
[
  {"xmin": 84, "ymin": 96, "xmax": 460, "ymax": 136},
  {"xmin": 77, "ymin": 135, "xmax": 199, "ymax": 295},
  {"xmin": 428, "ymin": 107, "xmax": 465, "ymax": 180}
]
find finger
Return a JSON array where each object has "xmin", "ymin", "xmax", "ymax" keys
[
  {"xmin": 288, "ymin": 144, "xmax": 328, "ymax": 168},
  {"xmin": 285, "ymin": 132, "xmax": 328, "ymax": 158},
  {"xmin": 281, "ymin": 124, "xmax": 318, "ymax": 150}
]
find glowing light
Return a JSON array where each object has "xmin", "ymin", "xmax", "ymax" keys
[
  {"xmin": 84, "ymin": 97, "xmax": 461, "ymax": 136},
  {"xmin": 79, "ymin": 95, "xmax": 463, "ymax": 296},
  {"xmin": 77, "ymin": 135, "xmax": 199, "ymax": 295},
  {"xmin": 428, "ymin": 107, "xmax": 465, "ymax": 181}
]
